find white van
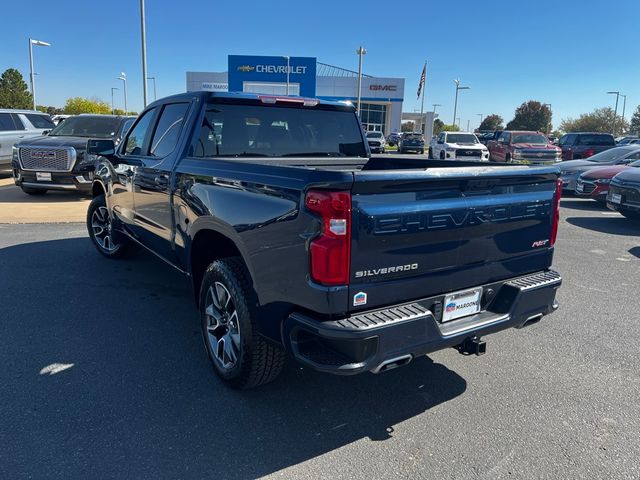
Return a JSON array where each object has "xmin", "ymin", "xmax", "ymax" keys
[{"xmin": 0, "ymin": 109, "xmax": 55, "ymax": 168}]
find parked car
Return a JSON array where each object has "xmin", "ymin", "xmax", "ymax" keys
[
  {"xmin": 481, "ymin": 130, "xmax": 504, "ymax": 147},
  {"xmin": 488, "ymin": 131, "xmax": 562, "ymax": 164},
  {"xmin": 12, "ymin": 114, "xmax": 135, "ymax": 195},
  {"xmin": 576, "ymin": 158, "xmax": 640, "ymax": 201},
  {"xmin": 397, "ymin": 132, "xmax": 425, "ymax": 153},
  {"xmin": 386, "ymin": 132, "xmax": 401, "ymax": 146},
  {"xmin": 0, "ymin": 109, "xmax": 55, "ymax": 169},
  {"xmin": 558, "ymin": 145, "xmax": 640, "ymax": 192},
  {"xmin": 607, "ymin": 167, "xmax": 640, "ymax": 219},
  {"xmin": 558, "ymin": 132, "xmax": 615, "ymax": 160},
  {"xmin": 365, "ymin": 131, "xmax": 386, "ymax": 153},
  {"xmin": 85, "ymin": 91, "xmax": 562, "ymax": 389},
  {"xmin": 429, "ymin": 132, "xmax": 489, "ymax": 160}
]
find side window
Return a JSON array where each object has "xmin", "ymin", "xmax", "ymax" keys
[
  {"xmin": 11, "ymin": 114, "xmax": 25, "ymax": 130},
  {"xmin": 438, "ymin": 133, "xmax": 444, "ymax": 142},
  {"xmin": 123, "ymin": 108, "xmax": 156, "ymax": 156},
  {"xmin": 149, "ymin": 103, "xmax": 189, "ymax": 157},
  {"xmin": 0, "ymin": 113, "xmax": 15, "ymax": 131},
  {"xmin": 499, "ymin": 132, "xmax": 508, "ymax": 142},
  {"xmin": 24, "ymin": 114, "xmax": 54, "ymax": 129}
]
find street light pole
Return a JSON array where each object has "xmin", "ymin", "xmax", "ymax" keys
[
  {"xmin": 147, "ymin": 77, "xmax": 156, "ymax": 101},
  {"xmin": 543, "ymin": 103, "xmax": 552, "ymax": 134},
  {"xmin": 140, "ymin": 0, "xmax": 148, "ymax": 107},
  {"xmin": 28, "ymin": 38, "xmax": 51, "ymax": 110},
  {"xmin": 117, "ymin": 73, "xmax": 128, "ymax": 114},
  {"xmin": 466, "ymin": 119, "xmax": 470, "ymax": 132},
  {"xmin": 621, "ymin": 94, "xmax": 627, "ymax": 132},
  {"xmin": 607, "ymin": 91, "xmax": 620, "ymax": 136},
  {"xmin": 356, "ymin": 47, "xmax": 367, "ymax": 118},
  {"xmin": 452, "ymin": 79, "xmax": 470, "ymax": 127},
  {"xmin": 111, "ymin": 87, "xmax": 119, "ymax": 114},
  {"xmin": 477, "ymin": 113, "xmax": 483, "ymax": 129},
  {"xmin": 456, "ymin": 117, "xmax": 461, "ymax": 128}
]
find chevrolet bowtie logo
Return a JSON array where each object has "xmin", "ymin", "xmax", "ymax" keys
[{"xmin": 237, "ymin": 65, "xmax": 255, "ymax": 72}]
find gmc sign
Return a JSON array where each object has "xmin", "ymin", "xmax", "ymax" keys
[{"xmin": 369, "ymin": 85, "xmax": 397, "ymax": 92}]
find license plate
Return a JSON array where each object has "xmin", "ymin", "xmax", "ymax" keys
[
  {"xmin": 610, "ymin": 193, "xmax": 622, "ymax": 204},
  {"xmin": 576, "ymin": 183, "xmax": 584, "ymax": 193},
  {"xmin": 442, "ymin": 287, "xmax": 482, "ymax": 322},
  {"xmin": 36, "ymin": 172, "xmax": 52, "ymax": 182}
]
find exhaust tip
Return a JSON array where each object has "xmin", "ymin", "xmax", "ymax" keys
[{"xmin": 372, "ymin": 354, "xmax": 413, "ymax": 374}]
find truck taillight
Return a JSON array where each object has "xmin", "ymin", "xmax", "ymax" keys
[
  {"xmin": 550, "ymin": 178, "xmax": 562, "ymax": 246},
  {"xmin": 305, "ymin": 190, "xmax": 351, "ymax": 285},
  {"xmin": 583, "ymin": 149, "xmax": 595, "ymax": 158}
]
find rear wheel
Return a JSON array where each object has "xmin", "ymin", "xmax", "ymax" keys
[
  {"xmin": 428, "ymin": 148, "xmax": 433, "ymax": 159},
  {"xmin": 21, "ymin": 186, "xmax": 46, "ymax": 195},
  {"xmin": 505, "ymin": 154, "xmax": 511, "ymax": 163},
  {"xmin": 87, "ymin": 194, "xmax": 132, "ymax": 258},
  {"xmin": 440, "ymin": 150, "xmax": 445, "ymax": 160},
  {"xmin": 200, "ymin": 257, "xmax": 286, "ymax": 389},
  {"xmin": 420, "ymin": 149, "xmax": 424, "ymax": 155}
]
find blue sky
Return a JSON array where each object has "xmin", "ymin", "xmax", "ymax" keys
[{"xmin": 2, "ymin": 0, "xmax": 639, "ymax": 130}]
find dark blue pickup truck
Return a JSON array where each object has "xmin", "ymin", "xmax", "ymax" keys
[{"xmin": 86, "ymin": 92, "xmax": 562, "ymax": 389}]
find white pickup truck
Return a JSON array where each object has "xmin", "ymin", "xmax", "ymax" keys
[{"xmin": 429, "ymin": 132, "xmax": 490, "ymax": 161}]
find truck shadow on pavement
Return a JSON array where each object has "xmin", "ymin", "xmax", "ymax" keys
[
  {"xmin": 0, "ymin": 237, "xmax": 467, "ymax": 480},
  {"xmin": 566, "ymin": 216, "xmax": 640, "ymax": 237}
]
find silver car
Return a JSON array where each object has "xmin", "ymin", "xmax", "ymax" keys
[{"xmin": 0, "ymin": 109, "xmax": 55, "ymax": 168}]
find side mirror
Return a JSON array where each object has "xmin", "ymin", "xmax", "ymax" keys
[
  {"xmin": 42, "ymin": 130, "xmax": 50, "ymax": 135},
  {"xmin": 87, "ymin": 139, "xmax": 116, "ymax": 157}
]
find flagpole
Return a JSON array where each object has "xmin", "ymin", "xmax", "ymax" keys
[{"xmin": 419, "ymin": 61, "xmax": 426, "ymax": 133}]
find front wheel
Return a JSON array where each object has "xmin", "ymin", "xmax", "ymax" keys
[
  {"xmin": 87, "ymin": 194, "xmax": 132, "ymax": 258},
  {"xmin": 200, "ymin": 258, "xmax": 286, "ymax": 389},
  {"xmin": 428, "ymin": 148, "xmax": 433, "ymax": 159}
]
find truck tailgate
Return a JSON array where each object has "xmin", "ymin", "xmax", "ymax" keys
[{"xmin": 349, "ymin": 165, "xmax": 559, "ymax": 312}]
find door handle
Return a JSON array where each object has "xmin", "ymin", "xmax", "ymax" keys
[{"xmin": 154, "ymin": 174, "xmax": 169, "ymax": 186}]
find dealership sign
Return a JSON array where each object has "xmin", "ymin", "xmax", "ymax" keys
[
  {"xmin": 369, "ymin": 84, "xmax": 397, "ymax": 92},
  {"xmin": 228, "ymin": 55, "xmax": 317, "ymax": 97},
  {"xmin": 202, "ymin": 82, "xmax": 228, "ymax": 91}
]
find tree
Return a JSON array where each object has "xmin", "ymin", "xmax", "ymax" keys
[
  {"xmin": 401, "ymin": 121, "xmax": 415, "ymax": 132},
  {"xmin": 506, "ymin": 100, "xmax": 552, "ymax": 132},
  {"xmin": 441, "ymin": 124, "xmax": 461, "ymax": 132},
  {"xmin": 478, "ymin": 114, "xmax": 504, "ymax": 131},
  {"xmin": 629, "ymin": 105, "xmax": 640, "ymax": 135},
  {"xmin": 0, "ymin": 68, "xmax": 33, "ymax": 109},
  {"xmin": 64, "ymin": 97, "xmax": 111, "ymax": 115},
  {"xmin": 432, "ymin": 119, "xmax": 445, "ymax": 135},
  {"xmin": 560, "ymin": 107, "xmax": 628, "ymax": 134},
  {"xmin": 37, "ymin": 105, "xmax": 64, "ymax": 115}
]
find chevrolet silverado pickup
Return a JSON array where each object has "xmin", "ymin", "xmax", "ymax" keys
[
  {"xmin": 86, "ymin": 92, "xmax": 562, "ymax": 389},
  {"xmin": 488, "ymin": 131, "xmax": 562, "ymax": 164}
]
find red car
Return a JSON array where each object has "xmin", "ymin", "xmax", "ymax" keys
[{"xmin": 576, "ymin": 159, "xmax": 640, "ymax": 201}]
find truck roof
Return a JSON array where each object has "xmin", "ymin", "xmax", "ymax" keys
[{"xmin": 149, "ymin": 91, "xmax": 356, "ymax": 110}]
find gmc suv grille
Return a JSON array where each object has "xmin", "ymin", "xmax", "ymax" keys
[{"xmin": 19, "ymin": 147, "xmax": 77, "ymax": 172}]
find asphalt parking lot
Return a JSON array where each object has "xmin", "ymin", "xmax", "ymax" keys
[{"xmin": 1, "ymin": 175, "xmax": 640, "ymax": 479}]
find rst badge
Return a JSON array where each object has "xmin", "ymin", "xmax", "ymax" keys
[
  {"xmin": 353, "ymin": 291, "xmax": 368, "ymax": 307},
  {"xmin": 532, "ymin": 239, "xmax": 549, "ymax": 248}
]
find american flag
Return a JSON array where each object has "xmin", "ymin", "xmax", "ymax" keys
[{"xmin": 416, "ymin": 64, "xmax": 426, "ymax": 99}]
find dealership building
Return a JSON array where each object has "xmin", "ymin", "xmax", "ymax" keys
[{"xmin": 186, "ymin": 55, "xmax": 405, "ymax": 134}]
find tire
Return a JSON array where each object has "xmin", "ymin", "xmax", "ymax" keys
[
  {"xmin": 428, "ymin": 148, "xmax": 433, "ymax": 159},
  {"xmin": 87, "ymin": 194, "xmax": 132, "ymax": 258},
  {"xmin": 398, "ymin": 147, "xmax": 404, "ymax": 154},
  {"xmin": 505, "ymin": 154, "xmax": 511, "ymax": 163},
  {"xmin": 440, "ymin": 150, "xmax": 445, "ymax": 160},
  {"xmin": 200, "ymin": 257, "xmax": 286, "ymax": 389},
  {"xmin": 21, "ymin": 186, "xmax": 47, "ymax": 195},
  {"xmin": 381, "ymin": 147, "xmax": 386, "ymax": 154},
  {"xmin": 420, "ymin": 149, "xmax": 424, "ymax": 155}
]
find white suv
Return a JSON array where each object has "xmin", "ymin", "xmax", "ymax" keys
[
  {"xmin": 0, "ymin": 109, "xmax": 55, "ymax": 168},
  {"xmin": 429, "ymin": 131, "xmax": 489, "ymax": 161}
]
